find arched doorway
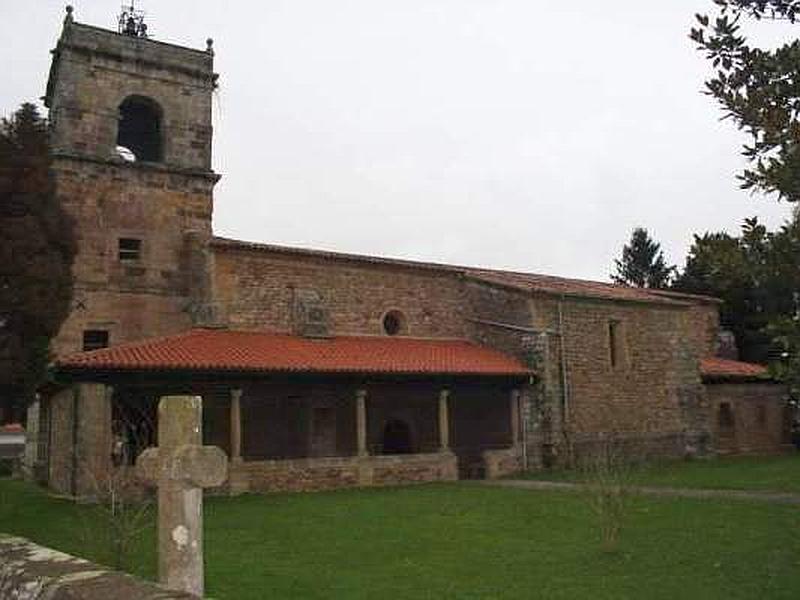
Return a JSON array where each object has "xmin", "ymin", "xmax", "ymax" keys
[{"xmin": 382, "ymin": 419, "xmax": 413, "ymax": 454}]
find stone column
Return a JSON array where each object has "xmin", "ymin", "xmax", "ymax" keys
[
  {"xmin": 438, "ymin": 388, "xmax": 450, "ymax": 451},
  {"xmin": 230, "ymin": 388, "xmax": 243, "ymax": 463},
  {"xmin": 510, "ymin": 388, "xmax": 521, "ymax": 447},
  {"xmin": 356, "ymin": 389, "xmax": 368, "ymax": 457}
]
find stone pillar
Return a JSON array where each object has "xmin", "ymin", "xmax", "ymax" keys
[
  {"xmin": 23, "ymin": 400, "xmax": 40, "ymax": 480},
  {"xmin": 438, "ymin": 389, "xmax": 450, "ymax": 451},
  {"xmin": 75, "ymin": 383, "xmax": 113, "ymax": 498},
  {"xmin": 510, "ymin": 388, "xmax": 521, "ymax": 447},
  {"xmin": 230, "ymin": 389, "xmax": 242, "ymax": 463},
  {"xmin": 137, "ymin": 396, "xmax": 228, "ymax": 597},
  {"xmin": 356, "ymin": 389, "xmax": 368, "ymax": 457}
]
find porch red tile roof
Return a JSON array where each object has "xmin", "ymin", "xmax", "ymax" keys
[
  {"xmin": 56, "ymin": 329, "xmax": 531, "ymax": 377},
  {"xmin": 700, "ymin": 357, "xmax": 769, "ymax": 381}
]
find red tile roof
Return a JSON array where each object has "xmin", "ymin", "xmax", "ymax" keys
[
  {"xmin": 700, "ymin": 357, "xmax": 769, "ymax": 381},
  {"xmin": 212, "ymin": 237, "xmax": 707, "ymax": 307},
  {"xmin": 56, "ymin": 329, "xmax": 530, "ymax": 377}
]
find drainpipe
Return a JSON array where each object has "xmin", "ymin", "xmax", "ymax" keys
[
  {"xmin": 558, "ymin": 299, "xmax": 570, "ymax": 431},
  {"xmin": 70, "ymin": 386, "xmax": 79, "ymax": 497},
  {"xmin": 520, "ymin": 384, "xmax": 529, "ymax": 470}
]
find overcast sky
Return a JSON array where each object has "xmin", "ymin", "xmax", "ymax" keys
[{"xmin": 3, "ymin": 1, "xmax": 796, "ymax": 281}]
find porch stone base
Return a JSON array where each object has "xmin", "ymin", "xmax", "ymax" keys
[
  {"xmin": 229, "ymin": 451, "xmax": 458, "ymax": 494},
  {"xmin": 482, "ymin": 447, "xmax": 523, "ymax": 479}
]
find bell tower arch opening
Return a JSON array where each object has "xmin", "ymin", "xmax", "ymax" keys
[{"xmin": 116, "ymin": 96, "xmax": 163, "ymax": 163}]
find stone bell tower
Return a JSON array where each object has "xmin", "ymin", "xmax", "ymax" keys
[{"xmin": 45, "ymin": 6, "xmax": 221, "ymax": 355}]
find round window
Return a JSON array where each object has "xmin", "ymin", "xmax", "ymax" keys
[{"xmin": 382, "ymin": 311, "xmax": 404, "ymax": 336}]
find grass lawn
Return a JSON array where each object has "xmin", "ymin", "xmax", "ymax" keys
[
  {"xmin": 523, "ymin": 453, "xmax": 800, "ymax": 494},
  {"xmin": 1, "ymin": 478, "xmax": 799, "ymax": 599}
]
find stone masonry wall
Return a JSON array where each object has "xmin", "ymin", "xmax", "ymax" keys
[
  {"xmin": 48, "ymin": 22, "xmax": 215, "ymax": 170},
  {"xmin": 46, "ymin": 18, "xmax": 218, "ymax": 357},
  {"xmin": 459, "ymin": 280, "xmax": 711, "ymax": 465},
  {"xmin": 48, "ymin": 388, "xmax": 74, "ymax": 495},
  {"xmin": 47, "ymin": 384, "xmax": 113, "ymax": 498},
  {"xmin": 233, "ymin": 452, "xmax": 457, "ymax": 493},
  {"xmin": 0, "ymin": 535, "xmax": 195, "ymax": 600},
  {"xmin": 528, "ymin": 295, "xmax": 707, "ymax": 462},
  {"xmin": 683, "ymin": 301, "xmax": 720, "ymax": 359},
  {"xmin": 50, "ymin": 158, "xmax": 215, "ymax": 356},
  {"xmin": 707, "ymin": 382, "xmax": 788, "ymax": 455},
  {"xmin": 537, "ymin": 300, "xmax": 702, "ymax": 458},
  {"xmin": 213, "ymin": 246, "xmax": 467, "ymax": 338}
]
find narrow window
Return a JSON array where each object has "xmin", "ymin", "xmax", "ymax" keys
[
  {"xmin": 719, "ymin": 402, "xmax": 735, "ymax": 430},
  {"xmin": 116, "ymin": 96, "xmax": 163, "ymax": 162},
  {"xmin": 756, "ymin": 404, "xmax": 767, "ymax": 429},
  {"xmin": 608, "ymin": 320, "xmax": 624, "ymax": 369},
  {"xmin": 118, "ymin": 238, "xmax": 142, "ymax": 261},
  {"xmin": 82, "ymin": 330, "xmax": 109, "ymax": 352}
]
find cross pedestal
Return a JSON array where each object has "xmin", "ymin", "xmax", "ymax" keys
[{"xmin": 137, "ymin": 395, "xmax": 228, "ymax": 597}]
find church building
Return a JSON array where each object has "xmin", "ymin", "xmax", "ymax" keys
[{"xmin": 24, "ymin": 8, "xmax": 791, "ymax": 497}]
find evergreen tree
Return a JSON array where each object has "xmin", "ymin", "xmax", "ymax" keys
[
  {"xmin": 612, "ymin": 228, "xmax": 675, "ymax": 288},
  {"xmin": 690, "ymin": 1, "xmax": 800, "ymax": 201},
  {"xmin": 0, "ymin": 103, "xmax": 76, "ymax": 423}
]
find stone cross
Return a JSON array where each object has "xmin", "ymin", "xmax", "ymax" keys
[{"xmin": 137, "ymin": 395, "xmax": 228, "ymax": 597}]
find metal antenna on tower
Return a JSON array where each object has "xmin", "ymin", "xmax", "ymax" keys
[{"xmin": 118, "ymin": 1, "xmax": 149, "ymax": 38}]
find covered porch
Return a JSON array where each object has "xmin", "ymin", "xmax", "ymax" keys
[{"xmin": 45, "ymin": 329, "xmax": 531, "ymax": 496}]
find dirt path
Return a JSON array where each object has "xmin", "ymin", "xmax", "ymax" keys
[{"xmin": 479, "ymin": 479, "xmax": 800, "ymax": 505}]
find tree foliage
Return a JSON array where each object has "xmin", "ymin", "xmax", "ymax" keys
[
  {"xmin": 674, "ymin": 216, "xmax": 800, "ymax": 364},
  {"xmin": 690, "ymin": 0, "xmax": 800, "ymax": 201},
  {"xmin": 0, "ymin": 103, "xmax": 76, "ymax": 422},
  {"xmin": 612, "ymin": 228, "xmax": 675, "ymax": 289}
]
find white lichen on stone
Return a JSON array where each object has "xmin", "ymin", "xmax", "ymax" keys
[
  {"xmin": 171, "ymin": 525, "xmax": 189, "ymax": 548},
  {"xmin": 24, "ymin": 545, "xmax": 86, "ymax": 563}
]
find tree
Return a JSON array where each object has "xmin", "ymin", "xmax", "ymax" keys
[
  {"xmin": 690, "ymin": 1, "xmax": 800, "ymax": 201},
  {"xmin": 612, "ymin": 228, "xmax": 675, "ymax": 288},
  {"xmin": 0, "ymin": 103, "xmax": 76, "ymax": 423},
  {"xmin": 674, "ymin": 215, "xmax": 800, "ymax": 363}
]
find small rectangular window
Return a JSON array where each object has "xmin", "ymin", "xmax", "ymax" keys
[
  {"xmin": 719, "ymin": 402, "xmax": 735, "ymax": 429},
  {"xmin": 118, "ymin": 238, "xmax": 142, "ymax": 261},
  {"xmin": 82, "ymin": 330, "xmax": 109, "ymax": 352},
  {"xmin": 756, "ymin": 404, "xmax": 767, "ymax": 429},
  {"xmin": 608, "ymin": 320, "xmax": 625, "ymax": 369}
]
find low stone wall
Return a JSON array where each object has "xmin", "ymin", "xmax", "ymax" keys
[
  {"xmin": 706, "ymin": 382, "xmax": 789, "ymax": 455},
  {"xmin": 231, "ymin": 451, "xmax": 457, "ymax": 493},
  {"xmin": 368, "ymin": 452, "xmax": 458, "ymax": 486},
  {"xmin": 563, "ymin": 431, "xmax": 704, "ymax": 466},
  {"xmin": 482, "ymin": 447, "xmax": 523, "ymax": 479},
  {"xmin": 0, "ymin": 535, "xmax": 195, "ymax": 599}
]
